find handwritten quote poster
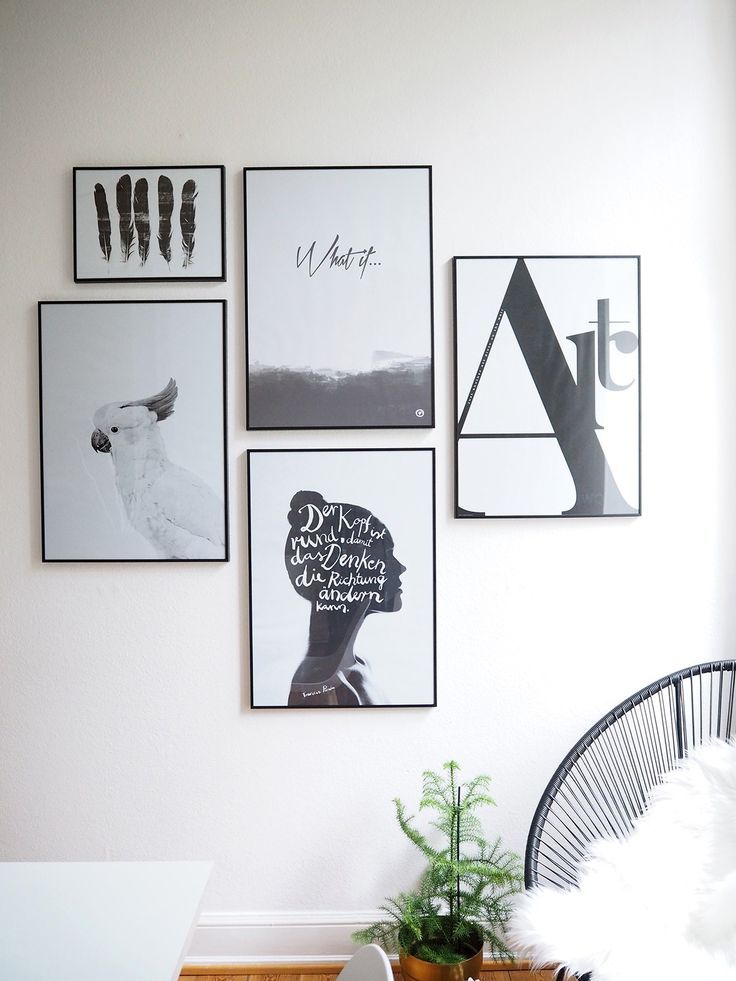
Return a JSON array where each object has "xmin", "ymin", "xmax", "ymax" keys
[
  {"xmin": 244, "ymin": 166, "xmax": 434, "ymax": 429},
  {"xmin": 247, "ymin": 448, "xmax": 436, "ymax": 708}
]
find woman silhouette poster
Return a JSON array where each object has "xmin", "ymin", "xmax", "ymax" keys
[{"xmin": 247, "ymin": 448, "xmax": 436, "ymax": 708}]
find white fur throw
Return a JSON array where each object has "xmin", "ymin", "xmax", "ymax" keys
[{"xmin": 509, "ymin": 739, "xmax": 736, "ymax": 981}]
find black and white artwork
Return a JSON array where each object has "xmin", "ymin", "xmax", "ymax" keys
[
  {"xmin": 39, "ymin": 301, "xmax": 228, "ymax": 561},
  {"xmin": 73, "ymin": 166, "xmax": 225, "ymax": 281},
  {"xmin": 247, "ymin": 449, "xmax": 436, "ymax": 708},
  {"xmin": 454, "ymin": 256, "xmax": 640, "ymax": 518},
  {"xmin": 244, "ymin": 166, "xmax": 434, "ymax": 429}
]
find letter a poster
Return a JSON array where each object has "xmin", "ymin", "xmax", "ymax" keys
[
  {"xmin": 247, "ymin": 448, "xmax": 436, "ymax": 708},
  {"xmin": 453, "ymin": 256, "xmax": 640, "ymax": 518}
]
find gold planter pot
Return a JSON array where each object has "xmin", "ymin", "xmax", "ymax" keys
[{"xmin": 399, "ymin": 942, "xmax": 483, "ymax": 981}]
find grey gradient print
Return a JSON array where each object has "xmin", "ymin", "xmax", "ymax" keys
[{"xmin": 248, "ymin": 356, "xmax": 431, "ymax": 427}]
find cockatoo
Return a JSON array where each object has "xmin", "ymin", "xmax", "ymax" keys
[{"xmin": 90, "ymin": 378, "xmax": 225, "ymax": 559}]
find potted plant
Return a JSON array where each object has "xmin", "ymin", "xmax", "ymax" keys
[{"xmin": 353, "ymin": 761, "xmax": 523, "ymax": 981}]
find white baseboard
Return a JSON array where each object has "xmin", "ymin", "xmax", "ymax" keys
[{"xmin": 185, "ymin": 909, "xmax": 382, "ymax": 966}]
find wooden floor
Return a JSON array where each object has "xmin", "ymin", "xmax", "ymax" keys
[{"xmin": 180, "ymin": 967, "xmax": 559, "ymax": 981}]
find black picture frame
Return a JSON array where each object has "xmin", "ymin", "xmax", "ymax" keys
[
  {"xmin": 453, "ymin": 255, "xmax": 641, "ymax": 518},
  {"xmin": 39, "ymin": 299, "xmax": 229, "ymax": 562},
  {"xmin": 247, "ymin": 447, "xmax": 437, "ymax": 708},
  {"xmin": 244, "ymin": 165, "xmax": 435, "ymax": 430},
  {"xmin": 73, "ymin": 165, "xmax": 226, "ymax": 282}
]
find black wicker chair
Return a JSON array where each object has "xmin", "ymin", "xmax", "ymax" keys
[{"xmin": 524, "ymin": 660, "xmax": 736, "ymax": 981}]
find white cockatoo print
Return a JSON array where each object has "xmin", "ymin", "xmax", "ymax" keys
[{"xmin": 90, "ymin": 378, "xmax": 225, "ymax": 559}]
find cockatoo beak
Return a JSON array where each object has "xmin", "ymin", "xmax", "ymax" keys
[{"xmin": 91, "ymin": 428, "xmax": 111, "ymax": 453}]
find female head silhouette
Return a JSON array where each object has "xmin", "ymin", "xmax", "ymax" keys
[
  {"xmin": 285, "ymin": 489, "xmax": 405, "ymax": 615},
  {"xmin": 284, "ymin": 489, "xmax": 406, "ymax": 705}
]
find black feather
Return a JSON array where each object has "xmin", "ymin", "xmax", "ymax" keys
[
  {"xmin": 133, "ymin": 178, "xmax": 150, "ymax": 266},
  {"xmin": 180, "ymin": 179, "xmax": 197, "ymax": 268},
  {"xmin": 93, "ymin": 183, "xmax": 111, "ymax": 262},
  {"xmin": 157, "ymin": 175, "xmax": 174, "ymax": 266},
  {"xmin": 116, "ymin": 174, "xmax": 135, "ymax": 262}
]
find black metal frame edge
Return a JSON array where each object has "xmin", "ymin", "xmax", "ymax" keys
[
  {"xmin": 244, "ymin": 164, "xmax": 433, "ymax": 172},
  {"xmin": 243, "ymin": 165, "xmax": 435, "ymax": 431},
  {"xmin": 452, "ymin": 254, "xmax": 642, "ymax": 519},
  {"xmin": 453, "ymin": 254, "xmax": 641, "ymax": 260},
  {"xmin": 38, "ymin": 299, "xmax": 230, "ymax": 563},
  {"xmin": 246, "ymin": 446, "xmax": 437, "ymax": 709},
  {"xmin": 72, "ymin": 165, "xmax": 227, "ymax": 283}
]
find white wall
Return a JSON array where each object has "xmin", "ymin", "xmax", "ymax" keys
[{"xmin": 2, "ymin": 0, "xmax": 735, "ymax": 963}]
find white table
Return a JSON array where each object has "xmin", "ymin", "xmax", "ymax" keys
[{"xmin": 0, "ymin": 861, "xmax": 212, "ymax": 981}]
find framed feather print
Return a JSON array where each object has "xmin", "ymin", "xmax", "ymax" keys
[
  {"xmin": 73, "ymin": 166, "xmax": 226, "ymax": 282},
  {"xmin": 247, "ymin": 447, "xmax": 436, "ymax": 708},
  {"xmin": 39, "ymin": 300, "xmax": 229, "ymax": 561},
  {"xmin": 244, "ymin": 165, "xmax": 434, "ymax": 429}
]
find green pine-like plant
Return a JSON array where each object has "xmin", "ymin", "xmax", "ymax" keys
[{"xmin": 353, "ymin": 761, "xmax": 523, "ymax": 964}]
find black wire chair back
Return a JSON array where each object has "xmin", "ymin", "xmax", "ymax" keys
[{"xmin": 525, "ymin": 660, "xmax": 736, "ymax": 893}]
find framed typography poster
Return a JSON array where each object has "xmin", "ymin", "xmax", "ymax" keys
[
  {"xmin": 453, "ymin": 256, "xmax": 640, "ymax": 518},
  {"xmin": 244, "ymin": 166, "xmax": 434, "ymax": 429},
  {"xmin": 247, "ymin": 448, "xmax": 436, "ymax": 708}
]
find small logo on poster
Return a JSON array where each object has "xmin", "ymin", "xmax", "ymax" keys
[{"xmin": 415, "ymin": 408, "xmax": 425, "ymax": 418}]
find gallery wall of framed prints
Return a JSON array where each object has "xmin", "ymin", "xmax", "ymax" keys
[{"xmin": 37, "ymin": 161, "xmax": 641, "ymax": 707}]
